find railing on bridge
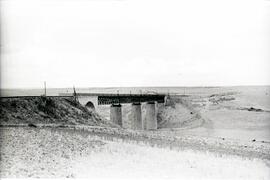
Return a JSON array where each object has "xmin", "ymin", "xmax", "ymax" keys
[
  {"xmin": 97, "ymin": 94, "xmax": 165, "ymax": 105},
  {"xmin": 59, "ymin": 92, "xmax": 166, "ymax": 105}
]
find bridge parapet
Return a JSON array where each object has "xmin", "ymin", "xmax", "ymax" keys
[
  {"xmin": 59, "ymin": 93, "xmax": 166, "ymax": 105},
  {"xmin": 98, "ymin": 94, "xmax": 165, "ymax": 105}
]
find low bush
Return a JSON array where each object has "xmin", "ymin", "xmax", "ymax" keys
[{"xmin": 37, "ymin": 96, "xmax": 58, "ymax": 118}]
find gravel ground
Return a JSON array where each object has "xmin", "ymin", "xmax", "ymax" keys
[
  {"xmin": 1, "ymin": 126, "xmax": 270, "ymax": 178},
  {"xmin": 0, "ymin": 127, "xmax": 105, "ymax": 178}
]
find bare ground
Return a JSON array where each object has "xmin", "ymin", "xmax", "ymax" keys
[{"xmin": 1, "ymin": 126, "xmax": 269, "ymax": 178}]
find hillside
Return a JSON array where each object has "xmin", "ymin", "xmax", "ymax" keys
[{"xmin": 0, "ymin": 96, "xmax": 117, "ymax": 127}]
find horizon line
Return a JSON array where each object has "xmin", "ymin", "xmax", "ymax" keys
[{"xmin": 1, "ymin": 84, "xmax": 270, "ymax": 90}]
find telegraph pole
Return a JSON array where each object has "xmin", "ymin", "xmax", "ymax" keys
[
  {"xmin": 117, "ymin": 90, "xmax": 120, "ymax": 105},
  {"xmin": 73, "ymin": 85, "xmax": 77, "ymax": 102},
  {"xmin": 44, "ymin": 81, "xmax": 46, "ymax": 96}
]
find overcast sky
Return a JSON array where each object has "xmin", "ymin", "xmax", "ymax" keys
[{"xmin": 1, "ymin": 0, "xmax": 270, "ymax": 88}]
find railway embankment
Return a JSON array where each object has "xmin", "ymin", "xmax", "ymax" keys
[{"xmin": 0, "ymin": 96, "xmax": 117, "ymax": 127}]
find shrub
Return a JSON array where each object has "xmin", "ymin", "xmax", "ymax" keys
[{"xmin": 37, "ymin": 96, "xmax": 58, "ymax": 118}]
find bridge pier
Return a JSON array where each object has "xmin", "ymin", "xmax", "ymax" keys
[
  {"xmin": 145, "ymin": 102, "xmax": 157, "ymax": 130},
  {"xmin": 110, "ymin": 104, "xmax": 122, "ymax": 126},
  {"xmin": 131, "ymin": 102, "xmax": 142, "ymax": 130}
]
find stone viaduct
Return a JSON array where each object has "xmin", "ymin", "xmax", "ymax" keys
[{"xmin": 61, "ymin": 93, "xmax": 167, "ymax": 130}]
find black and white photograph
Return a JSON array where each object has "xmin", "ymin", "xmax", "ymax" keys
[{"xmin": 0, "ymin": 0, "xmax": 270, "ymax": 179}]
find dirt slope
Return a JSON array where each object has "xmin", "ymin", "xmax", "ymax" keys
[{"xmin": 0, "ymin": 96, "xmax": 117, "ymax": 127}]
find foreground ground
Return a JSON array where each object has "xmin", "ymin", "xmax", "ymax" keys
[{"xmin": 1, "ymin": 127, "xmax": 269, "ymax": 179}]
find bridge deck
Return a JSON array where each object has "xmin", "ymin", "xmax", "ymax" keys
[
  {"xmin": 59, "ymin": 93, "xmax": 166, "ymax": 105},
  {"xmin": 97, "ymin": 94, "xmax": 165, "ymax": 105}
]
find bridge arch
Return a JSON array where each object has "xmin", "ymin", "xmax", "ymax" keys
[
  {"xmin": 85, "ymin": 101, "xmax": 95, "ymax": 110},
  {"xmin": 77, "ymin": 95, "xmax": 98, "ymax": 109}
]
